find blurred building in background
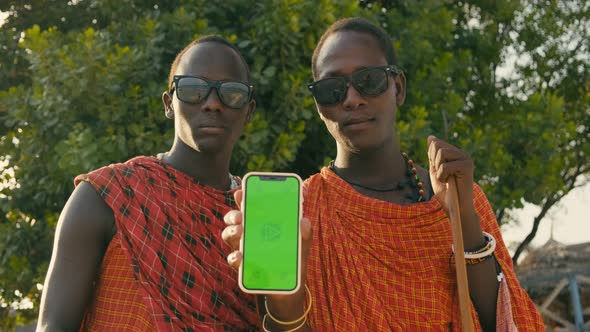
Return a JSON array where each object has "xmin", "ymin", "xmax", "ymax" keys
[{"xmin": 518, "ymin": 239, "xmax": 590, "ymax": 331}]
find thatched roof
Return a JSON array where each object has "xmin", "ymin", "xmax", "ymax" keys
[{"xmin": 517, "ymin": 240, "xmax": 590, "ymax": 293}]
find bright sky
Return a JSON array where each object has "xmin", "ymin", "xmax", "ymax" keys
[
  {"xmin": 0, "ymin": 10, "xmax": 588, "ymax": 253},
  {"xmin": 502, "ymin": 182, "xmax": 590, "ymax": 253}
]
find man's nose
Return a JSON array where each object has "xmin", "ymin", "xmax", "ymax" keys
[
  {"xmin": 200, "ymin": 88, "xmax": 224, "ymax": 112},
  {"xmin": 342, "ymin": 83, "xmax": 367, "ymax": 110}
]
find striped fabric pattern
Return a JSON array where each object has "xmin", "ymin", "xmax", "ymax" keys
[
  {"xmin": 302, "ymin": 167, "xmax": 544, "ymax": 331},
  {"xmin": 80, "ymin": 232, "xmax": 156, "ymax": 331}
]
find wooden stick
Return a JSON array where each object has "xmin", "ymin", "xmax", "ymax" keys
[{"xmin": 448, "ymin": 177, "xmax": 475, "ymax": 331}]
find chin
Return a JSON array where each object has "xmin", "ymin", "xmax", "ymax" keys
[
  {"xmin": 342, "ymin": 137, "xmax": 376, "ymax": 153},
  {"xmin": 190, "ymin": 137, "xmax": 228, "ymax": 154},
  {"xmin": 341, "ymin": 133, "xmax": 389, "ymax": 154}
]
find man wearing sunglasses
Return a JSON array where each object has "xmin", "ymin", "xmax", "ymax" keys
[
  {"xmin": 224, "ymin": 18, "xmax": 544, "ymax": 331},
  {"xmin": 170, "ymin": 75, "xmax": 253, "ymax": 111},
  {"xmin": 308, "ymin": 65, "xmax": 401, "ymax": 107},
  {"xmin": 38, "ymin": 36, "xmax": 260, "ymax": 331}
]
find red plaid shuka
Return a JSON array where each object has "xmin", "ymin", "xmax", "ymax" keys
[
  {"xmin": 75, "ymin": 156, "xmax": 259, "ymax": 331},
  {"xmin": 302, "ymin": 167, "xmax": 544, "ymax": 331}
]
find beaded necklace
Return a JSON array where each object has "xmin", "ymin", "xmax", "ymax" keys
[{"xmin": 329, "ymin": 152, "xmax": 425, "ymax": 202}]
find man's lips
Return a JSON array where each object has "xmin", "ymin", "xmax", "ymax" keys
[
  {"xmin": 198, "ymin": 123, "xmax": 225, "ymax": 129},
  {"xmin": 197, "ymin": 123, "xmax": 226, "ymax": 134},
  {"xmin": 343, "ymin": 117, "xmax": 375, "ymax": 127}
]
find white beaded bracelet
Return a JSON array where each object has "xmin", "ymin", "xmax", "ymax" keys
[{"xmin": 452, "ymin": 231, "xmax": 496, "ymax": 259}]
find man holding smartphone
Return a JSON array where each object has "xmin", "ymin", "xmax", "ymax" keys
[{"xmin": 223, "ymin": 17, "xmax": 544, "ymax": 332}]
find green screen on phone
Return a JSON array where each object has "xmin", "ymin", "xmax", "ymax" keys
[{"xmin": 242, "ymin": 174, "xmax": 300, "ymax": 291}]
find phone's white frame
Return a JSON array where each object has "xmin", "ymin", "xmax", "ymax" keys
[{"xmin": 238, "ymin": 172, "xmax": 303, "ymax": 295}]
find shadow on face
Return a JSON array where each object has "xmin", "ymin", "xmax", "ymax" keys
[
  {"xmin": 163, "ymin": 42, "xmax": 255, "ymax": 155},
  {"xmin": 179, "ymin": 42, "xmax": 249, "ymax": 83},
  {"xmin": 312, "ymin": 31, "xmax": 405, "ymax": 153},
  {"xmin": 315, "ymin": 31, "xmax": 389, "ymax": 80}
]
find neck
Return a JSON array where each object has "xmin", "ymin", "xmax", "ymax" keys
[
  {"xmin": 162, "ymin": 138, "xmax": 232, "ymax": 190},
  {"xmin": 333, "ymin": 138, "xmax": 406, "ymax": 186}
]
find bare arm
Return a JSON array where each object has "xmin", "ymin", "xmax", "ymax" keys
[
  {"xmin": 37, "ymin": 181, "xmax": 115, "ymax": 331},
  {"xmin": 461, "ymin": 212, "xmax": 499, "ymax": 332},
  {"xmin": 427, "ymin": 136, "xmax": 498, "ymax": 332}
]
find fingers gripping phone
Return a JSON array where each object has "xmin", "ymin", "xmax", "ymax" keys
[{"xmin": 239, "ymin": 172, "xmax": 302, "ymax": 294}]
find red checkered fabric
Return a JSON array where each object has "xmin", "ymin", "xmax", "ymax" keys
[
  {"xmin": 80, "ymin": 232, "xmax": 156, "ymax": 331},
  {"xmin": 75, "ymin": 156, "xmax": 259, "ymax": 331},
  {"xmin": 302, "ymin": 167, "xmax": 544, "ymax": 331}
]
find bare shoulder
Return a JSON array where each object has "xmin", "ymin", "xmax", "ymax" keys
[
  {"xmin": 58, "ymin": 181, "xmax": 116, "ymax": 247},
  {"xmin": 37, "ymin": 181, "xmax": 116, "ymax": 330}
]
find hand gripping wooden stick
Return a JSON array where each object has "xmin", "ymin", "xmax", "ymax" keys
[{"xmin": 448, "ymin": 177, "xmax": 475, "ymax": 331}]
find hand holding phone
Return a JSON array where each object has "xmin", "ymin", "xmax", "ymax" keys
[
  {"xmin": 238, "ymin": 172, "xmax": 302, "ymax": 294},
  {"xmin": 221, "ymin": 182, "xmax": 314, "ymax": 326}
]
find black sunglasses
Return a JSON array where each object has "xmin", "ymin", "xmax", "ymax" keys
[
  {"xmin": 170, "ymin": 75, "xmax": 254, "ymax": 109},
  {"xmin": 308, "ymin": 66, "xmax": 402, "ymax": 106}
]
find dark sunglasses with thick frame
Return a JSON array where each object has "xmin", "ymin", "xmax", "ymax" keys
[
  {"xmin": 308, "ymin": 65, "xmax": 402, "ymax": 106},
  {"xmin": 170, "ymin": 75, "xmax": 254, "ymax": 109}
]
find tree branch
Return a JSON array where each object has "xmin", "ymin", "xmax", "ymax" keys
[
  {"xmin": 512, "ymin": 165, "xmax": 587, "ymax": 265},
  {"xmin": 496, "ymin": 208, "xmax": 505, "ymax": 226},
  {"xmin": 512, "ymin": 194, "xmax": 560, "ymax": 265}
]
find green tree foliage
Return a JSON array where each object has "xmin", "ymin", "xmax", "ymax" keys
[
  {"xmin": 498, "ymin": 0, "xmax": 590, "ymax": 262},
  {"xmin": 0, "ymin": 0, "xmax": 588, "ymax": 327}
]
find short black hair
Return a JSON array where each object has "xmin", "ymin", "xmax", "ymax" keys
[
  {"xmin": 167, "ymin": 35, "xmax": 251, "ymax": 91},
  {"xmin": 311, "ymin": 17, "xmax": 398, "ymax": 79}
]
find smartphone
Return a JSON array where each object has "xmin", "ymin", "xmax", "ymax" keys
[{"xmin": 239, "ymin": 172, "xmax": 302, "ymax": 294}]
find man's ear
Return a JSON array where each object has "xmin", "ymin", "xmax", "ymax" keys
[
  {"xmin": 394, "ymin": 72, "xmax": 406, "ymax": 107},
  {"xmin": 162, "ymin": 91, "xmax": 174, "ymax": 119},
  {"xmin": 245, "ymin": 99, "xmax": 256, "ymax": 123}
]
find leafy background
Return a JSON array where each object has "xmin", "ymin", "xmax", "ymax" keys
[{"xmin": 0, "ymin": 0, "xmax": 588, "ymax": 328}]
